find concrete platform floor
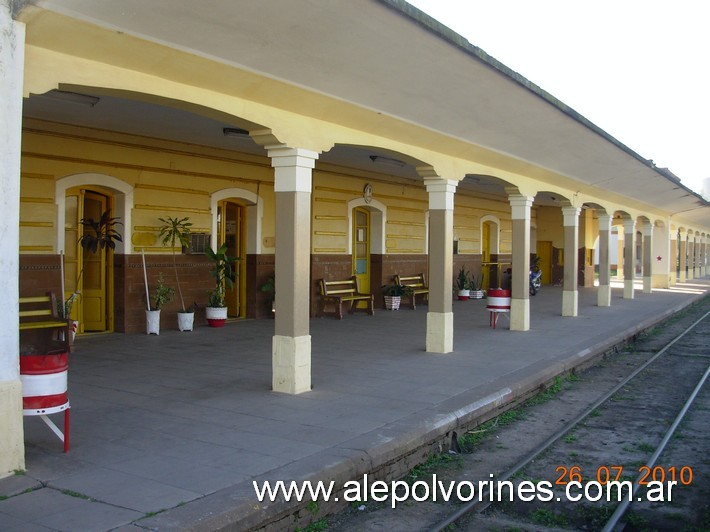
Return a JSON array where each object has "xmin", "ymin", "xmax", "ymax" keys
[{"xmin": 1, "ymin": 278, "xmax": 708, "ymax": 531}]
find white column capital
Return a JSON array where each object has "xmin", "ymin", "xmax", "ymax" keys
[
  {"xmin": 508, "ymin": 194, "xmax": 534, "ymax": 220},
  {"xmin": 561, "ymin": 206, "xmax": 581, "ymax": 226},
  {"xmin": 268, "ymin": 146, "xmax": 319, "ymax": 193},
  {"xmin": 623, "ymin": 219, "xmax": 636, "ymax": 233},
  {"xmin": 643, "ymin": 223, "xmax": 653, "ymax": 237},
  {"xmin": 597, "ymin": 213, "xmax": 612, "ymax": 230},
  {"xmin": 424, "ymin": 178, "xmax": 458, "ymax": 211}
]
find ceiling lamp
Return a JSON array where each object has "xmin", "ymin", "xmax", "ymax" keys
[
  {"xmin": 223, "ymin": 127, "xmax": 250, "ymax": 138},
  {"xmin": 369, "ymin": 155, "xmax": 405, "ymax": 168}
]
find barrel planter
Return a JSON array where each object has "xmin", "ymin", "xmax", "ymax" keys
[
  {"xmin": 486, "ymin": 288, "xmax": 511, "ymax": 329},
  {"xmin": 20, "ymin": 351, "xmax": 70, "ymax": 452},
  {"xmin": 384, "ymin": 295, "xmax": 401, "ymax": 310},
  {"xmin": 205, "ymin": 306, "xmax": 228, "ymax": 327}
]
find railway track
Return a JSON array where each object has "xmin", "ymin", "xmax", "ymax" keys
[
  {"xmin": 434, "ymin": 308, "xmax": 709, "ymax": 531},
  {"xmin": 328, "ymin": 298, "xmax": 710, "ymax": 531}
]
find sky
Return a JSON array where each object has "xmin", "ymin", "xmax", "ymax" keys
[{"xmin": 408, "ymin": 0, "xmax": 710, "ymax": 196}]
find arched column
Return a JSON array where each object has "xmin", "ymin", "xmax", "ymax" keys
[
  {"xmin": 652, "ymin": 222, "xmax": 670, "ymax": 288},
  {"xmin": 508, "ymin": 193, "xmax": 533, "ymax": 330},
  {"xmin": 424, "ymin": 178, "xmax": 457, "ymax": 353},
  {"xmin": 642, "ymin": 223, "xmax": 653, "ymax": 294},
  {"xmin": 701, "ymin": 237, "xmax": 707, "ymax": 277},
  {"xmin": 597, "ymin": 213, "xmax": 612, "ymax": 306},
  {"xmin": 562, "ymin": 206, "xmax": 580, "ymax": 316},
  {"xmin": 623, "ymin": 219, "xmax": 636, "ymax": 299},
  {"xmin": 678, "ymin": 236, "xmax": 687, "ymax": 283},
  {"xmin": 687, "ymin": 234, "xmax": 695, "ymax": 280},
  {"xmin": 0, "ymin": 4, "xmax": 26, "ymax": 477},
  {"xmin": 268, "ymin": 145, "xmax": 319, "ymax": 394}
]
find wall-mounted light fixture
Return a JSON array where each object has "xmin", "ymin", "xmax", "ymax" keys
[
  {"xmin": 223, "ymin": 127, "xmax": 250, "ymax": 138},
  {"xmin": 369, "ymin": 155, "xmax": 405, "ymax": 168},
  {"xmin": 41, "ymin": 90, "xmax": 100, "ymax": 107}
]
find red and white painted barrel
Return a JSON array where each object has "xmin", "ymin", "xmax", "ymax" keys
[
  {"xmin": 20, "ymin": 352, "xmax": 70, "ymax": 415},
  {"xmin": 486, "ymin": 289, "xmax": 511, "ymax": 311}
]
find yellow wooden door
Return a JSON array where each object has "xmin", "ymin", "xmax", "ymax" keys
[
  {"xmin": 538, "ymin": 240, "xmax": 553, "ymax": 285},
  {"xmin": 81, "ymin": 191, "xmax": 108, "ymax": 331},
  {"xmin": 218, "ymin": 201, "xmax": 246, "ymax": 318},
  {"xmin": 352, "ymin": 208, "xmax": 370, "ymax": 300}
]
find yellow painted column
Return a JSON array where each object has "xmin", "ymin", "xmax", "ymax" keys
[
  {"xmin": 687, "ymin": 236, "xmax": 695, "ymax": 280},
  {"xmin": 0, "ymin": 6, "xmax": 25, "ymax": 477},
  {"xmin": 642, "ymin": 223, "xmax": 653, "ymax": 294},
  {"xmin": 597, "ymin": 213, "xmax": 612, "ymax": 307},
  {"xmin": 424, "ymin": 178, "xmax": 457, "ymax": 353},
  {"xmin": 616, "ymin": 229, "xmax": 625, "ymax": 281},
  {"xmin": 701, "ymin": 238, "xmax": 707, "ymax": 277},
  {"xmin": 678, "ymin": 238, "xmax": 687, "ymax": 283},
  {"xmin": 508, "ymin": 194, "xmax": 533, "ymax": 330},
  {"xmin": 623, "ymin": 219, "xmax": 636, "ymax": 299},
  {"xmin": 561, "ymin": 206, "xmax": 580, "ymax": 317},
  {"xmin": 669, "ymin": 237, "xmax": 677, "ymax": 286},
  {"xmin": 652, "ymin": 222, "xmax": 670, "ymax": 289},
  {"xmin": 268, "ymin": 146, "xmax": 318, "ymax": 394}
]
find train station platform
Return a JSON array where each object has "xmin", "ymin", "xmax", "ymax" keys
[{"xmin": 1, "ymin": 278, "xmax": 708, "ymax": 530}]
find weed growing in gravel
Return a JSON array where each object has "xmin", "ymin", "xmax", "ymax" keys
[
  {"xmin": 530, "ymin": 507, "xmax": 568, "ymax": 527},
  {"xmin": 637, "ymin": 442, "xmax": 655, "ymax": 453},
  {"xmin": 406, "ymin": 452, "xmax": 462, "ymax": 483}
]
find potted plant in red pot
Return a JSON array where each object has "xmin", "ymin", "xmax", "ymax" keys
[{"xmin": 205, "ymin": 243, "xmax": 236, "ymax": 327}]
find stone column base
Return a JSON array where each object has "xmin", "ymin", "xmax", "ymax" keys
[
  {"xmin": 597, "ymin": 284, "xmax": 611, "ymax": 307},
  {"xmin": 272, "ymin": 335, "xmax": 311, "ymax": 394},
  {"xmin": 643, "ymin": 276, "xmax": 652, "ymax": 294},
  {"xmin": 426, "ymin": 311, "xmax": 453, "ymax": 353},
  {"xmin": 562, "ymin": 290, "xmax": 578, "ymax": 317},
  {"xmin": 623, "ymin": 279, "xmax": 635, "ymax": 299},
  {"xmin": 0, "ymin": 379, "xmax": 24, "ymax": 478},
  {"xmin": 510, "ymin": 298, "xmax": 529, "ymax": 331},
  {"xmin": 651, "ymin": 274, "xmax": 668, "ymax": 289}
]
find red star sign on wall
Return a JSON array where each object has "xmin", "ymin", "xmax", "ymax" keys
[{"xmin": 656, "ymin": 256, "xmax": 663, "ymax": 261}]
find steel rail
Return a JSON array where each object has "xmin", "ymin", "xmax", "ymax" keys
[
  {"xmin": 601, "ymin": 364, "xmax": 709, "ymax": 532},
  {"xmin": 430, "ymin": 310, "xmax": 709, "ymax": 532}
]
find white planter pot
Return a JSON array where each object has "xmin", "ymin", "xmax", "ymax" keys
[
  {"xmin": 177, "ymin": 311, "xmax": 194, "ymax": 331},
  {"xmin": 205, "ymin": 306, "xmax": 228, "ymax": 327},
  {"xmin": 469, "ymin": 290, "xmax": 484, "ymax": 299},
  {"xmin": 384, "ymin": 295, "xmax": 401, "ymax": 310},
  {"xmin": 457, "ymin": 290, "xmax": 470, "ymax": 301},
  {"xmin": 146, "ymin": 309, "xmax": 161, "ymax": 335}
]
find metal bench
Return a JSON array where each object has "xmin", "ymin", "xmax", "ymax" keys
[
  {"xmin": 394, "ymin": 273, "xmax": 429, "ymax": 309},
  {"xmin": 318, "ymin": 276, "xmax": 374, "ymax": 319}
]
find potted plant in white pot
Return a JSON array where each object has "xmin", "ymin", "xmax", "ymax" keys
[
  {"xmin": 468, "ymin": 272, "xmax": 484, "ymax": 299},
  {"xmin": 147, "ymin": 272, "xmax": 174, "ymax": 335},
  {"xmin": 455, "ymin": 265, "xmax": 470, "ymax": 300},
  {"xmin": 381, "ymin": 283, "xmax": 413, "ymax": 310},
  {"xmin": 158, "ymin": 216, "xmax": 194, "ymax": 331},
  {"xmin": 205, "ymin": 243, "xmax": 237, "ymax": 327}
]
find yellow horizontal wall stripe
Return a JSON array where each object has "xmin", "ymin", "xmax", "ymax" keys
[
  {"xmin": 314, "ymin": 197, "xmax": 346, "ymax": 204},
  {"xmin": 21, "ymin": 197, "xmax": 53, "ymax": 204},
  {"xmin": 20, "ymin": 245, "xmax": 53, "ymax": 252},
  {"xmin": 387, "ymin": 234, "xmax": 424, "ymax": 240},
  {"xmin": 135, "ymin": 204, "xmax": 211, "ymax": 215},
  {"xmin": 314, "ymin": 231, "xmax": 347, "ymax": 236},
  {"xmin": 313, "ymin": 248, "xmax": 347, "ymax": 253},
  {"xmin": 20, "ymin": 221, "xmax": 53, "ymax": 228},
  {"xmin": 314, "ymin": 215, "xmax": 347, "ymax": 221},
  {"xmin": 21, "ymin": 172, "xmax": 54, "ymax": 180},
  {"xmin": 135, "ymin": 184, "xmax": 211, "ymax": 196},
  {"xmin": 387, "ymin": 220, "xmax": 425, "ymax": 227}
]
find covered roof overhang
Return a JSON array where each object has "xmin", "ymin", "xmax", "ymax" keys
[{"xmin": 20, "ymin": 0, "xmax": 709, "ymax": 229}]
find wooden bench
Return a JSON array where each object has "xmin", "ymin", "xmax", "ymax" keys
[
  {"xmin": 318, "ymin": 276, "xmax": 374, "ymax": 319},
  {"xmin": 394, "ymin": 273, "xmax": 429, "ymax": 310},
  {"xmin": 19, "ymin": 293, "xmax": 71, "ymax": 354}
]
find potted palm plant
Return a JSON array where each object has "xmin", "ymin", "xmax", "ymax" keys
[
  {"xmin": 456, "ymin": 265, "xmax": 470, "ymax": 300},
  {"xmin": 158, "ymin": 216, "xmax": 194, "ymax": 331},
  {"xmin": 468, "ymin": 272, "xmax": 484, "ymax": 299},
  {"xmin": 146, "ymin": 272, "xmax": 174, "ymax": 335},
  {"xmin": 205, "ymin": 244, "xmax": 237, "ymax": 327},
  {"xmin": 381, "ymin": 284, "xmax": 413, "ymax": 310}
]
